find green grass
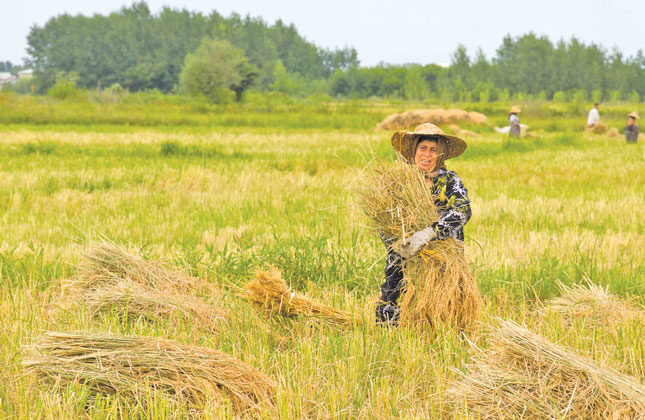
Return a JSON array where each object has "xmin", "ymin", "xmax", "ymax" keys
[{"xmin": 1, "ymin": 98, "xmax": 644, "ymax": 418}]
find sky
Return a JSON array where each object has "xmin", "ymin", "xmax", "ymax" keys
[{"xmin": 2, "ymin": 0, "xmax": 644, "ymax": 67}]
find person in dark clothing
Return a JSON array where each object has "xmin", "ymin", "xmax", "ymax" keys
[
  {"xmin": 625, "ymin": 111, "xmax": 639, "ymax": 143},
  {"xmin": 376, "ymin": 123, "xmax": 471, "ymax": 324}
]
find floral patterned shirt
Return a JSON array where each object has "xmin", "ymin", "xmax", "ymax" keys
[{"xmin": 429, "ymin": 168, "xmax": 471, "ymax": 242}]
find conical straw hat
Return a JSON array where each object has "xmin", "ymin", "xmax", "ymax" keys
[
  {"xmin": 509, "ymin": 106, "xmax": 521, "ymax": 114},
  {"xmin": 628, "ymin": 111, "xmax": 639, "ymax": 119},
  {"xmin": 391, "ymin": 123, "xmax": 467, "ymax": 162}
]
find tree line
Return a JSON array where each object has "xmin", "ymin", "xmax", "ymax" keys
[
  {"xmin": 330, "ymin": 34, "xmax": 645, "ymax": 102},
  {"xmin": 20, "ymin": 3, "xmax": 645, "ymax": 102},
  {"xmin": 25, "ymin": 1, "xmax": 357, "ymax": 95}
]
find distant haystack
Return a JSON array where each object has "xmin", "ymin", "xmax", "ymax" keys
[{"xmin": 376, "ymin": 109, "xmax": 488, "ymax": 130}]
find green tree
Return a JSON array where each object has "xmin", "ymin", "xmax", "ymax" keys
[
  {"xmin": 404, "ymin": 66, "xmax": 427, "ymax": 100},
  {"xmin": 271, "ymin": 60, "xmax": 294, "ymax": 94},
  {"xmin": 178, "ymin": 38, "xmax": 253, "ymax": 103}
]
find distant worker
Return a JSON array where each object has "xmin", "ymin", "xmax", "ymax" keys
[
  {"xmin": 587, "ymin": 103, "xmax": 600, "ymax": 128},
  {"xmin": 508, "ymin": 106, "xmax": 521, "ymax": 138},
  {"xmin": 625, "ymin": 111, "xmax": 639, "ymax": 143}
]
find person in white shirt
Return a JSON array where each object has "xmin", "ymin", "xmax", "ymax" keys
[{"xmin": 587, "ymin": 103, "xmax": 600, "ymax": 127}]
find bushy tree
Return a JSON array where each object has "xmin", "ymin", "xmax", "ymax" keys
[{"xmin": 178, "ymin": 38, "xmax": 255, "ymax": 103}]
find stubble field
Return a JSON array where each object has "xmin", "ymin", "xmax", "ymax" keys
[{"xmin": 1, "ymin": 97, "xmax": 644, "ymax": 419}]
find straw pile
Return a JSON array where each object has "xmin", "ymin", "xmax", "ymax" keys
[
  {"xmin": 358, "ymin": 159, "xmax": 481, "ymax": 329},
  {"xmin": 246, "ymin": 269, "xmax": 362, "ymax": 326},
  {"xmin": 83, "ymin": 279, "xmax": 227, "ymax": 332},
  {"xmin": 586, "ymin": 121, "xmax": 608, "ymax": 134},
  {"xmin": 67, "ymin": 242, "xmax": 227, "ymax": 330},
  {"xmin": 545, "ymin": 281, "xmax": 642, "ymax": 325},
  {"xmin": 22, "ymin": 331, "xmax": 277, "ymax": 417},
  {"xmin": 607, "ymin": 127, "xmax": 621, "ymax": 138},
  {"xmin": 73, "ymin": 242, "xmax": 216, "ymax": 296},
  {"xmin": 376, "ymin": 109, "xmax": 488, "ymax": 130},
  {"xmin": 446, "ymin": 320, "xmax": 645, "ymax": 419}
]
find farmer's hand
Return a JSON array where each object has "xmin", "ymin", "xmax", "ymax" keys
[{"xmin": 398, "ymin": 228, "xmax": 437, "ymax": 259}]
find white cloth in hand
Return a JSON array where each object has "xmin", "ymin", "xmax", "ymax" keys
[{"xmin": 398, "ymin": 228, "xmax": 437, "ymax": 259}]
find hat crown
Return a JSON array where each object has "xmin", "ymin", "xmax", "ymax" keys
[{"xmin": 412, "ymin": 123, "xmax": 445, "ymax": 136}]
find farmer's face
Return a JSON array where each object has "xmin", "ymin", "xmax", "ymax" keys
[{"xmin": 414, "ymin": 139, "xmax": 439, "ymax": 172}]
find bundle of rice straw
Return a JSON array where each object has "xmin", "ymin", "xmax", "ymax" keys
[
  {"xmin": 65, "ymin": 242, "xmax": 227, "ymax": 330},
  {"xmin": 607, "ymin": 127, "xmax": 621, "ymax": 138},
  {"xmin": 73, "ymin": 241, "xmax": 216, "ymax": 296},
  {"xmin": 358, "ymin": 159, "xmax": 481, "ymax": 329},
  {"xmin": 245, "ymin": 269, "xmax": 362, "ymax": 326},
  {"xmin": 544, "ymin": 280, "xmax": 642, "ymax": 324},
  {"xmin": 22, "ymin": 331, "xmax": 277, "ymax": 417},
  {"xmin": 83, "ymin": 279, "xmax": 227, "ymax": 332},
  {"xmin": 585, "ymin": 121, "xmax": 608, "ymax": 134},
  {"xmin": 445, "ymin": 320, "xmax": 645, "ymax": 419}
]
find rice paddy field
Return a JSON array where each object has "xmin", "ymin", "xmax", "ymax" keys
[{"xmin": 1, "ymin": 94, "xmax": 644, "ymax": 419}]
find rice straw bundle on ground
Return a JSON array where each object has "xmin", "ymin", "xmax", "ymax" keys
[
  {"xmin": 445, "ymin": 320, "xmax": 645, "ymax": 419},
  {"xmin": 358, "ymin": 159, "xmax": 481, "ymax": 329},
  {"xmin": 607, "ymin": 127, "xmax": 621, "ymax": 138},
  {"xmin": 22, "ymin": 331, "xmax": 277, "ymax": 417},
  {"xmin": 376, "ymin": 109, "xmax": 488, "ymax": 130},
  {"xmin": 544, "ymin": 280, "xmax": 642, "ymax": 325},
  {"xmin": 246, "ymin": 269, "xmax": 362, "ymax": 326},
  {"xmin": 83, "ymin": 279, "xmax": 228, "ymax": 332},
  {"xmin": 585, "ymin": 121, "xmax": 609, "ymax": 134},
  {"xmin": 66, "ymin": 242, "xmax": 227, "ymax": 329},
  {"xmin": 73, "ymin": 241, "xmax": 217, "ymax": 297}
]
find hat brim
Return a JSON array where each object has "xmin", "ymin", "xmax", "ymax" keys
[{"xmin": 391, "ymin": 131, "xmax": 467, "ymax": 162}]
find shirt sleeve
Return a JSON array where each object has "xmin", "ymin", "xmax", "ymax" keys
[{"xmin": 432, "ymin": 173, "xmax": 472, "ymax": 240}]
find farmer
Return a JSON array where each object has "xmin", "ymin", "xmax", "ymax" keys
[
  {"xmin": 376, "ymin": 123, "xmax": 471, "ymax": 324},
  {"xmin": 587, "ymin": 103, "xmax": 600, "ymax": 128},
  {"xmin": 625, "ymin": 111, "xmax": 639, "ymax": 143},
  {"xmin": 508, "ymin": 106, "xmax": 521, "ymax": 138}
]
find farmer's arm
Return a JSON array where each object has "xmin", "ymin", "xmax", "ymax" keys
[{"xmin": 433, "ymin": 174, "xmax": 471, "ymax": 240}]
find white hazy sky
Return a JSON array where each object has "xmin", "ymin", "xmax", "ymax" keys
[{"xmin": 2, "ymin": 0, "xmax": 644, "ymax": 67}]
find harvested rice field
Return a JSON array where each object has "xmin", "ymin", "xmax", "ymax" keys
[{"xmin": 1, "ymin": 99, "xmax": 644, "ymax": 419}]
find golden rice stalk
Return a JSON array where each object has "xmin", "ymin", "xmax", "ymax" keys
[
  {"xmin": 245, "ymin": 269, "xmax": 362, "ymax": 326},
  {"xmin": 83, "ymin": 279, "xmax": 228, "ymax": 332},
  {"xmin": 358, "ymin": 158, "xmax": 481, "ymax": 329},
  {"xmin": 545, "ymin": 280, "xmax": 643, "ymax": 324},
  {"xmin": 400, "ymin": 241, "xmax": 481, "ymax": 330},
  {"xmin": 445, "ymin": 320, "xmax": 645, "ymax": 419},
  {"xmin": 358, "ymin": 159, "xmax": 438, "ymax": 248},
  {"xmin": 22, "ymin": 331, "xmax": 277, "ymax": 417},
  {"xmin": 73, "ymin": 241, "xmax": 217, "ymax": 297}
]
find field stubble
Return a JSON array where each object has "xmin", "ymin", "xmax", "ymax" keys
[{"xmin": 1, "ymin": 107, "xmax": 644, "ymax": 418}]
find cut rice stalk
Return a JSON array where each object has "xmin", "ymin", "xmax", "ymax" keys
[
  {"xmin": 246, "ymin": 269, "xmax": 362, "ymax": 326},
  {"xmin": 445, "ymin": 320, "xmax": 645, "ymax": 419},
  {"xmin": 22, "ymin": 331, "xmax": 277, "ymax": 417}
]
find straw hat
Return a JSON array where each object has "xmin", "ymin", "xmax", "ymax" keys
[
  {"xmin": 628, "ymin": 111, "xmax": 639, "ymax": 119},
  {"xmin": 509, "ymin": 106, "xmax": 521, "ymax": 114},
  {"xmin": 391, "ymin": 123, "xmax": 467, "ymax": 162}
]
